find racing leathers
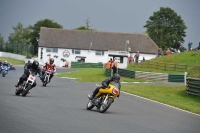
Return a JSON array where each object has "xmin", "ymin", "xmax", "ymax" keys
[
  {"xmin": 88, "ymin": 75, "xmax": 121, "ymax": 100},
  {"xmin": 41, "ymin": 63, "xmax": 56, "ymax": 82},
  {"xmin": 15, "ymin": 62, "xmax": 41, "ymax": 88}
]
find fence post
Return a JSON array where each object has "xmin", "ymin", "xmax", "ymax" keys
[{"xmin": 184, "ymin": 72, "xmax": 187, "ymax": 85}]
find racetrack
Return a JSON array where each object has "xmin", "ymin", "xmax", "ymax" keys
[{"xmin": 0, "ymin": 66, "xmax": 200, "ymax": 133}]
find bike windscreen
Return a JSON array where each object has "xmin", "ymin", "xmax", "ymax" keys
[{"xmin": 109, "ymin": 81, "xmax": 120, "ymax": 89}]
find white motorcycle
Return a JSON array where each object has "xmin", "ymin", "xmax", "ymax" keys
[
  {"xmin": 42, "ymin": 68, "xmax": 53, "ymax": 87},
  {"xmin": 15, "ymin": 71, "xmax": 36, "ymax": 97}
]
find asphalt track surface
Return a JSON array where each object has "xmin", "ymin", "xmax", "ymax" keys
[{"xmin": 0, "ymin": 66, "xmax": 200, "ymax": 133}]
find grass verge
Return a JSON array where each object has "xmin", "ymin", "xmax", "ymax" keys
[
  {"xmin": 122, "ymin": 84, "xmax": 200, "ymax": 114},
  {"xmin": 56, "ymin": 68, "xmax": 147, "ymax": 82},
  {"xmin": 0, "ymin": 57, "xmax": 24, "ymax": 65}
]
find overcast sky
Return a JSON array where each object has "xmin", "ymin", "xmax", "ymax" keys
[{"xmin": 0, "ymin": 0, "xmax": 199, "ymax": 48}]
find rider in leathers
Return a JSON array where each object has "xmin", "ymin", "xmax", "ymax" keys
[
  {"xmin": 15, "ymin": 60, "xmax": 41, "ymax": 89},
  {"xmin": 88, "ymin": 73, "xmax": 121, "ymax": 100},
  {"xmin": 24, "ymin": 60, "xmax": 31, "ymax": 71},
  {"xmin": 40, "ymin": 58, "xmax": 56, "ymax": 82}
]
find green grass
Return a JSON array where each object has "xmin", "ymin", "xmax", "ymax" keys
[
  {"xmin": 128, "ymin": 51, "xmax": 200, "ymax": 78},
  {"xmin": 56, "ymin": 68, "xmax": 147, "ymax": 82},
  {"xmin": 122, "ymin": 84, "xmax": 200, "ymax": 114},
  {"xmin": 0, "ymin": 57, "xmax": 24, "ymax": 65}
]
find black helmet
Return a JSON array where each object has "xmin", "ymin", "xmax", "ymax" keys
[
  {"xmin": 32, "ymin": 60, "xmax": 39, "ymax": 69},
  {"xmin": 113, "ymin": 73, "xmax": 120, "ymax": 83},
  {"xmin": 50, "ymin": 58, "xmax": 54, "ymax": 65}
]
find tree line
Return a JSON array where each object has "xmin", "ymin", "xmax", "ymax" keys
[{"xmin": 0, "ymin": 7, "xmax": 187, "ymax": 56}]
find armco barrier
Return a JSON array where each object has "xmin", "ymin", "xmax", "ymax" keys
[
  {"xmin": 105, "ymin": 68, "xmax": 185, "ymax": 83},
  {"xmin": 118, "ymin": 68, "xmax": 135, "ymax": 78},
  {"xmin": 186, "ymin": 77, "xmax": 200, "ymax": 96},
  {"xmin": 168, "ymin": 74, "xmax": 185, "ymax": 82}
]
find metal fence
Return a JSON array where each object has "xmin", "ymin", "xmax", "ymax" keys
[
  {"xmin": 135, "ymin": 60, "xmax": 187, "ymax": 72},
  {"xmin": 186, "ymin": 77, "xmax": 200, "ymax": 96},
  {"xmin": 0, "ymin": 42, "xmax": 34, "ymax": 57}
]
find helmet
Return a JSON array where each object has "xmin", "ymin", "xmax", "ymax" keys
[
  {"xmin": 28, "ymin": 60, "xmax": 31, "ymax": 63},
  {"xmin": 32, "ymin": 60, "xmax": 39, "ymax": 69},
  {"xmin": 113, "ymin": 73, "xmax": 120, "ymax": 83},
  {"xmin": 50, "ymin": 58, "xmax": 54, "ymax": 65},
  {"xmin": 4, "ymin": 61, "xmax": 7, "ymax": 63}
]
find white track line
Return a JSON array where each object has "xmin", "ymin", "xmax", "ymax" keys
[{"xmin": 121, "ymin": 91, "xmax": 200, "ymax": 117}]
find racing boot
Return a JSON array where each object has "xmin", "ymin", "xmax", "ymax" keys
[{"xmin": 88, "ymin": 87, "xmax": 99, "ymax": 100}]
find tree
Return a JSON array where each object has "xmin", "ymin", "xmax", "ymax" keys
[
  {"xmin": 74, "ymin": 18, "xmax": 94, "ymax": 30},
  {"xmin": 0, "ymin": 34, "xmax": 4, "ymax": 51},
  {"xmin": 8, "ymin": 22, "xmax": 31, "ymax": 44},
  {"xmin": 144, "ymin": 7, "xmax": 187, "ymax": 49},
  {"xmin": 29, "ymin": 19, "xmax": 63, "ymax": 55},
  {"xmin": 0, "ymin": 34, "xmax": 4, "ymax": 44}
]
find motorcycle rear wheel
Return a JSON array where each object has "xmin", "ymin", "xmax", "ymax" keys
[
  {"xmin": 22, "ymin": 84, "xmax": 32, "ymax": 97},
  {"xmin": 86, "ymin": 100, "xmax": 94, "ymax": 110},
  {"xmin": 99, "ymin": 98, "xmax": 114, "ymax": 113}
]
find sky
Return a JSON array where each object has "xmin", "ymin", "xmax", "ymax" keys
[{"xmin": 0, "ymin": 0, "xmax": 199, "ymax": 48}]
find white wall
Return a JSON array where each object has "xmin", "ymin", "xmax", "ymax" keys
[
  {"xmin": 0, "ymin": 52, "xmax": 26, "ymax": 61},
  {"xmin": 129, "ymin": 53, "xmax": 157, "ymax": 62},
  {"xmin": 38, "ymin": 47, "xmax": 130, "ymax": 68}
]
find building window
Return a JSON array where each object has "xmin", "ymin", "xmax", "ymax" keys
[
  {"xmin": 72, "ymin": 49, "xmax": 81, "ymax": 54},
  {"xmin": 95, "ymin": 51, "xmax": 104, "ymax": 56},
  {"xmin": 52, "ymin": 48, "xmax": 58, "ymax": 53},
  {"xmin": 46, "ymin": 48, "xmax": 58, "ymax": 53},
  {"xmin": 114, "ymin": 57, "xmax": 123, "ymax": 63}
]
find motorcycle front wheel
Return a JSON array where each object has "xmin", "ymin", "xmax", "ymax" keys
[
  {"xmin": 22, "ymin": 84, "xmax": 32, "ymax": 97},
  {"xmin": 15, "ymin": 88, "xmax": 23, "ymax": 96},
  {"xmin": 2, "ymin": 70, "xmax": 5, "ymax": 77},
  {"xmin": 86, "ymin": 100, "xmax": 94, "ymax": 110},
  {"xmin": 99, "ymin": 98, "xmax": 114, "ymax": 113},
  {"xmin": 43, "ymin": 81, "xmax": 47, "ymax": 87},
  {"xmin": 43, "ymin": 76, "xmax": 48, "ymax": 87}
]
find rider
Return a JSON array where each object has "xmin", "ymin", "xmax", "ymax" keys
[
  {"xmin": 88, "ymin": 73, "xmax": 121, "ymax": 100},
  {"xmin": 15, "ymin": 60, "xmax": 41, "ymax": 89},
  {"xmin": 2, "ymin": 61, "xmax": 9, "ymax": 67},
  {"xmin": 41, "ymin": 58, "xmax": 56, "ymax": 82},
  {"xmin": 24, "ymin": 60, "xmax": 31, "ymax": 71}
]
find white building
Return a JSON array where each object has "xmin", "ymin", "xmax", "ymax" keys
[{"xmin": 38, "ymin": 27, "xmax": 158, "ymax": 68}]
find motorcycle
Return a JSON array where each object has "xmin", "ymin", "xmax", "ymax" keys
[
  {"xmin": 42, "ymin": 68, "xmax": 53, "ymax": 87},
  {"xmin": 0, "ymin": 65, "xmax": 8, "ymax": 77},
  {"xmin": 15, "ymin": 71, "xmax": 36, "ymax": 97},
  {"xmin": 9, "ymin": 64, "xmax": 16, "ymax": 70},
  {"xmin": 86, "ymin": 81, "xmax": 120, "ymax": 113}
]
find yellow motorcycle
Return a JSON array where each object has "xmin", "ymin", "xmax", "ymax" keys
[{"xmin": 86, "ymin": 81, "xmax": 120, "ymax": 113}]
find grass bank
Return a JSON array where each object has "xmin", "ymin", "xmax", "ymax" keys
[
  {"xmin": 0, "ymin": 57, "xmax": 24, "ymax": 65},
  {"xmin": 128, "ymin": 51, "xmax": 200, "ymax": 78}
]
